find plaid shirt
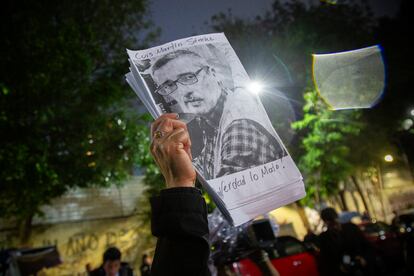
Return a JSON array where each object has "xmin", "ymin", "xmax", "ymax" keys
[{"xmin": 194, "ymin": 118, "xmax": 286, "ymax": 180}]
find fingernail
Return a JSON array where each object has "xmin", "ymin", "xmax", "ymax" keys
[{"xmin": 175, "ymin": 113, "xmax": 180, "ymax": 119}]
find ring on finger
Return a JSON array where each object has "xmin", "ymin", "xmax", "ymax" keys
[{"xmin": 153, "ymin": 130, "xmax": 164, "ymax": 139}]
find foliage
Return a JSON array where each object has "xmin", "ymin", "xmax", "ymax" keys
[
  {"xmin": 211, "ymin": 0, "xmax": 375, "ymax": 84},
  {"xmin": 209, "ymin": 0, "xmax": 397, "ymax": 206},
  {"xmin": 0, "ymin": 0, "xmax": 158, "ymax": 230},
  {"xmin": 292, "ymin": 89, "xmax": 363, "ymax": 203}
]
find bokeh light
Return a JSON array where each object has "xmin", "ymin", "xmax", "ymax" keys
[
  {"xmin": 384, "ymin": 154, "xmax": 394, "ymax": 162},
  {"xmin": 402, "ymin": 118, "xmax": 413, "ymax": 130},
  {"xmin": 312, "ymin": 45, "xmax": 386, "ymax": 110}
]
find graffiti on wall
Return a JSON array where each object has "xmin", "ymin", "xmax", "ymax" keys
[{"xmin": 0, "ymin": 215, "xmax": 155, "ymax": 276}]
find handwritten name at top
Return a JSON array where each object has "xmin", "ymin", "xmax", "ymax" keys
[{"xmin": 135, "ymin": 36, "xmax": 215, "ymax": 60}]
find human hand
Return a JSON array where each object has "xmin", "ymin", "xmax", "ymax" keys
[
  {"xmin": 248, "ymin": 250, "xmax": 280, "ymax": 276},
  {"xmin": 150, "ymin": 113, "xmax": 196, "ymax": 188}
]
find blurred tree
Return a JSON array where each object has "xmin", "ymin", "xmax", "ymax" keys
[
  {"xmin": 0, "ymin": 0, "xmax": 158, "ymax": 242},
  {"xmin": 136, "ymin": 0, "xmax": 414, "ymax": 224},
  {"xmin": 292, "ymin": 89, "xmax": 362, "ymax": 206},
  {"xmin": 209, "ymin": 0, "xmax": 396, "ymax": 213}
]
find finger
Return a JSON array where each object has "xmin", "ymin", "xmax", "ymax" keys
[
  {"xmin": 151, "ymin": 118, "xmax": 187, "ymax": 137},
  {"xmin": 170, "ymin": 130, "xmax": 193, "ymax": 160},
  {"xmin": 151, "ymin": 113, "xmax": 179, "ymax": 135},
  {"xmin": 167, "ymin": 127, "xmax": 190, "ymax": 144},
  {"xmin": 151, "ymin": 127, "xmax": 188, "ymax": 157},
  {"xmin": 166, "ymin": 128, "xmax": 192, "ymax": 158},
  {"xmin": 153, "ymin": 117, "xmax": 187, "ymax": 139}
]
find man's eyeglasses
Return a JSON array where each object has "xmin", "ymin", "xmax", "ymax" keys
[{"xmin": 155, "ymin": 66, "xmax": 209, "ymax": 96}]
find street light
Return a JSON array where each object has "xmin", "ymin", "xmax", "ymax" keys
[{"xmin": 384, "ymin": 154, "xmax": 394, "ymax": 162}]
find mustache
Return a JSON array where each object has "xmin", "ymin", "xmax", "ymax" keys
[{"xmin": 184, "ymin": 95, "xmax": 204, "ymax": 103}]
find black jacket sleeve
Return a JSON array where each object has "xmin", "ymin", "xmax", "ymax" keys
[{"xmin": 150, "ymin": 187, "xmax": 210, "ymax": 276}]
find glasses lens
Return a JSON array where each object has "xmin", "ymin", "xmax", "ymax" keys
[
  {"xmin": 157, "ymin": 81, "xmax": 177, "ymax": 95},
  {"xmin": 179, "ymin": 73, "xmax": 197, "ymax": 85},
  {"xmin": 156, "ymin": 67, "xmax": 206, "ymax": 95}
]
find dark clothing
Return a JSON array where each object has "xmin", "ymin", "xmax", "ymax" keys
[
  {"xmin": 318, "ymin": 222, "xmax": 374, "ymax": 276},
  {"xmin": 89, "ymin": 263, "xmax": 133, "ymax": 276},
  {"xmin": 140, "ymin": 263, "xmax": 151, "ymax": 276},
  {"xmin": 304, "ymin": 231, "xmax": 320, "ymax": 248},
  {"xmin": 150, "ymin": 187, "xmax": 210, "ymax": 276}
]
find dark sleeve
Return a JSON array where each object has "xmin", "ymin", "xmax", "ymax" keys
[
  {"xmin": 218, "ymin": 119, "xmax": 286, "ymax": 176},
  {"xmin": 150, "ymin": 187, "xmax": 210, "ymax": 276}
]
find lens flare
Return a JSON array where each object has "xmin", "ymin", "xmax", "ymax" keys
[
  {"xmin": 313, "ymin": 45, "xmax": 386, "ymax": 110},
  {"xmin": 247, "ymin": 81, "xmax": 264, "ymax": 95},
  {"xmin": 259, "ymin": 88, "xmax": 298, "ymax": 147}
]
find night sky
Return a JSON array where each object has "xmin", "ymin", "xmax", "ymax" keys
[{"xmin": 150, "ymin": 0, "xmax": 402, "ymax": 43}]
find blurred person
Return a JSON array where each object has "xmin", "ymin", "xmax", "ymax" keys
[
  {"xmin": 89, "ymin": 247, "xmax": 133, "ymax": 276},
  {"xmin": 140, "ymin": 254, "xmax": 151, "ymax": 276},
  {"xmin": 361, "ymin": 211, "xmax": 371, "ymax": 222},
  {"xmin": 86, "ymin": 263, "xmax": 93, "ymax": 274},
  {"xmin": 304, "ymin": 227, "xmax": 320, "ymax": 249},
  {"xmin": 318, "ymin": 207, "xmax": 374, "ymax": 276},
  {"xmin": 248, "ymin": 249, "xmax": 280, "ymax": 276},
  {"xmin": 151, "ymin": 49, "xmax": 285, "ymax": 180}
]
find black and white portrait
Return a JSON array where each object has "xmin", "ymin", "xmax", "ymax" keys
[{"xmin": 136, "ymin": 43, "xmax": 287, "ymax": 180}]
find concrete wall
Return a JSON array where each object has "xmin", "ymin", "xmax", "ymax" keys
[
  {"xmin": 0, "ymin": 176, "xmax": 156, "ymax": 275},
  {"xmin": 1, "ymin": 215, "xmax": 155, "ymax": 275},
  {"xmin": 33, "ymin": 176, "xmax": 146, "ymax": 224}
]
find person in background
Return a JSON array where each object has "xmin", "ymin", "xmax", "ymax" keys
[
  {"xmin": 248, "ymin": 249, "xmax": 280, "ymax": 276},
  {"xmin": 89, "ymin": 247, "xmax": 133, "ymax": 276},
  {"xmin": 318, "ymin": 207, "xmax": 374, "ymax": 276},
  {"xmin": 304, "ymin": 227, "xmax": 320, "ymax": 249},
  {"xmin": 140, "ymin": 254, "xmax": 151, "ymax": 276},
  {"xmin": 361, "ymin": 211, "xmax": 371, "ymax": 222}
]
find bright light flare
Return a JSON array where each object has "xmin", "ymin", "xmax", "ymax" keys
[
  {"xmin": 384, "ymin": 154, "xmax": 394, "ymax": 162},
  {"xmin": 247, "ymin": 81, "xmax": 264, "ymax": 95}
]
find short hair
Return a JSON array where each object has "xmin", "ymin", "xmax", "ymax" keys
[
  {"xmin": 152, "ymin": 50, "xmax": 203, "ymax": 74},
  {"xmin": 103, "ymin": 247, "xmax": 121, "ymax": 262},
  {"xmin": 320, "ymin": 207, "xmax": 338, "ymax": 222},
  {"xmin": 142, "ymin": 254, "xmax": 148, "ymax": 263}
]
